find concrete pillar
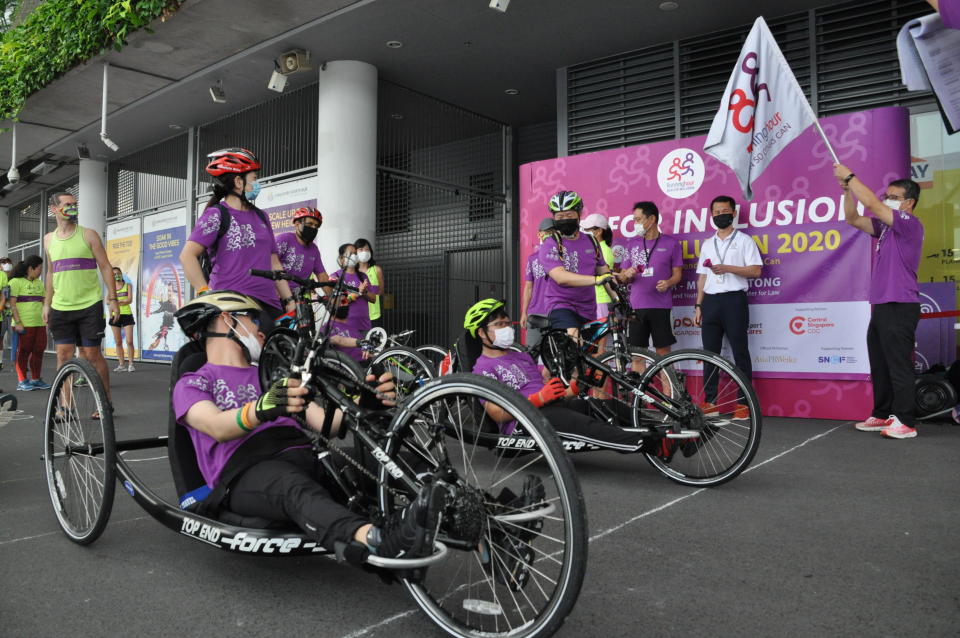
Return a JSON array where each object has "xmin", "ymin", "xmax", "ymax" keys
[
  {"xmin": 316, "ymin": 61, "xmax": 377, "ymax": 271},
  {"xmin": 0, "ymin": 206, "xmax": 8, "ymax": 257},
  {"xmin": 78, "ymin": 159, "xmax": 108, "ymax": 237}
]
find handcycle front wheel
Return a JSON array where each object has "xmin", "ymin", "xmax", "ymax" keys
[
  {"xmin": 366, "ymin": 346, "xmax": 434, "ymax": 399},
  {"xmin": 639, "ymin": 349, "xmax": 762, "ymax": 487},
  {"xmin": 380, "ymin": 374, "xmax": 587, "ymax": 638},
  {"xmin": 43, "ymin": 357, "xmax": 117, "ymax": 544}
]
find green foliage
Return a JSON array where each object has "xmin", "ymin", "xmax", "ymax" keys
[{"xmin": 0, "ymin": 0, "xmax": 183, "ymax": 122}]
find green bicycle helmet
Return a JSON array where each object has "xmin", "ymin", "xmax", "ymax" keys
[
  {"xmin": 464, "ymin": 298, "xmax": 505, "ymax": 338},
  {"xmin": 548, "ymin": 190, "xmax": 583, "ymax": 214}
]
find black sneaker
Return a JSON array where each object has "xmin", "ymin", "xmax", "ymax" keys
[
  {"xmin": 482, "ymin": 474, "xmax": 544, "ymax": 591},
  {"xmin": 374, "ymin": 482, "xmax": 444, "ymax": 559}
]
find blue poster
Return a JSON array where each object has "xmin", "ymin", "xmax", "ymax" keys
[{"xmin": 140, "ymin": 208, "xmax": 188, "ymax": 361}]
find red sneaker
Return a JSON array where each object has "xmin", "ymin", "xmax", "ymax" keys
[
  {"xmin": 732, "ymin": 404, "xmax": 750, "ymax": 421},
  {"xmin": 881, "ymin": 417, "xmax": 917, "ymax": 439},
  {"xmin": 854, "ymin": 416, "xmax": 889, "ymax": 432},
  {"xmin": 699, "ymin": 401, "xmax": 719, "ymax": 416}
]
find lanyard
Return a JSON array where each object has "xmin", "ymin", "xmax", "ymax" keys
[
  {"xmin": 641, "ymin": 232, "xmax": 661, "ymax": 265},
  {"xmin": 713, "ymin": 230, "xmax": 738, "ymax": 266}
]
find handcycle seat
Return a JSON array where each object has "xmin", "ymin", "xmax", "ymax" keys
[
  {"xmin": 526, "ymin": 315, "xmax": 550, "ymax": 330},
  {"xmin": 168, "ymin": 342, "xmax": 295, "ymax": 531}
]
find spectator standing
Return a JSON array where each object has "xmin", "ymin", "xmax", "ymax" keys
[
  {"xmin": 109, "ymin": 267, "xmax": 137, "ymax": 372},
  {"xmin": 355, "ymin": 238, "xmax": 384, "ymax": 329},
  {"xmin": 9, "ymin": 256, "xmax": 49, "ymax": 391},
  {"xmin": 520, "ymin": 218, "xmax": 554, "ymax": 348}
]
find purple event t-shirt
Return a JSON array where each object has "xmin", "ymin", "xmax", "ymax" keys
[
  {"xmin": 870, "ymin": 212, "xmax": 923, "ymax": 305},
  {"xmin": 189, "ymin": 204, "xmax": 280, "ymax": 308},
  {"xmin": 330, "ymin": 269, "xmax": 379, "ymax": 336},
  {"xmin": 941, "ymin": 0, "xmax": 959, "ymax": 29},
  {"xmin": 472, "ymin": 349, "xmax": 545, "ymax": 397},
  {"xmin": 524, "ymin": 252, "xmax": 550, "ymax": 317},
  {"xmin": 620, "ymin": 234, "xmax": 683, "ymax": 310},
  {"xmin": 538, "ymin": 233, "xmax": 602, "ymax": 320},
  {"xmin": 276, "ymin": 232, "xmax": 326, "ymax": 294},
  {"xmin": 172, "ymin": 363, "xmax": 300, "ymax": 487}
]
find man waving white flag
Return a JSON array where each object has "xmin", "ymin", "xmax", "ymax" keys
[{"xmin": 704, "ymin": 16, "xmax": 821, "ymax": 199}]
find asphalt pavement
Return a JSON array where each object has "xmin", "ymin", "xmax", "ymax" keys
[{"xmin": 1, "ymin": 355, "xmax": 958, "ymax": 637}]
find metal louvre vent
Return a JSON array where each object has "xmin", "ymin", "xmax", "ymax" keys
[
  {"xmin": 12, "ymin": 196, "xmax": 41, "ymax": 246},
  {"xmin": 196, "ymin": 83, "xmax": 319, "ymax": 188},
  {"xmin": 567, "ymin": 44, "xmax": 676, "ymax": 154},
  {"xmin": 109, "ymin": 133, "xmax": 188, "ymax": 217},
  {"xmin": 563, "ymin": 0, "xmax": 933, "ymax": 154},
  {"xmin": 679, "ymin": 13, "xmax": 810, "ymax": 137},
  {"xmin": 816, "ymin": 0, "xmax": 931, "ymax": 115}
]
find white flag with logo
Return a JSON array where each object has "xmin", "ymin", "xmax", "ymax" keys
[{"xmin": 703, "ymin": 16, "xmax": 818, "ymax": 199}]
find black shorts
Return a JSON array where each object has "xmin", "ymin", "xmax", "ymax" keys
[
  {"xmin": 628, "ymin": 308, "xmax": 676, "ymax": 349},
  {"xmin": 109, "ymin": 314, "xmax": 136, "ymax": 328},
  {"xmin": 49, "ymin": 301, "xmax": 106, "ymax": 347}
]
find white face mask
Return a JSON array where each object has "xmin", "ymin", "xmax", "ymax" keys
[
  {"xmin": 883, "ymin": 198, "xmax": 902, "ymax": 211},
  {"xmin": 342, "ymin": 254, "xmax": 359, "ymax": 268},
  {"xmin": 1, "ymin": 264, "xmax": 10, "ymax": 272},
  {"xmin": 357, "ymin": 251, "xmax": 371, "ymax": 263},
  {"xmin": 491, "ymin": 326, "xmax": 515, "ymax": 348},
  {"xmin": 231, "ymin": 319, "xmax": 262, "ymax": 364}
]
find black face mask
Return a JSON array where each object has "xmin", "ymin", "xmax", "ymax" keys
[
  {"xmin": 554, "ymin": 218, "xmax": 579, "ymax": 236},
  {"xmin": 713, "ymin": 213, "xmax": 734, "ymax": 229},
  {"xmin": 298, "ymin": 225, "xmax": 318, "ymax": 243}
]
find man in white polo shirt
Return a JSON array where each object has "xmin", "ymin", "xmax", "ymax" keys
[{"xmin": 694, "ymin": 195, "xmax": 762, "ymax": 420}]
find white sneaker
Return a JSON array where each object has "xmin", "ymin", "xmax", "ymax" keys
[
  {"xmin": 880, "ymin": 416, "xmax": 917, "ymax": 439},
  {"xmin": 127, "ymin": 363, "xmax": 135, "ymax": 372},
  {"xmin": 114, "ymin": 364, "xmax": 125, "ymax": 372}
]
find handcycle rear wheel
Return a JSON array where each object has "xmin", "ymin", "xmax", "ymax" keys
[
  {"xmin": 416, "ymin": 344, "xmax": 449, "ymax": 374},
  {"xmin": 380, "ymin": 374, "xmax": 587, "ymax": 638},
  {"xmin": 43, "ymin": 358, "xmax": 116, "ymax": 544},
  {"xmin": 367, "ymin": 346, "xmax": 434, "ymax": 399},
  {"xmin": 638, "ymin": 349, "xmax": 762, "ymax": 487}
]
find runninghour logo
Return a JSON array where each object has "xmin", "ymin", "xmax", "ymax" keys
[
  {"xmin": 657, "ymin": 148, "xmax": 705, "ymax": 199},
  {"xmin": 728, "ymin": 51, "xmax": 771, "ymax": 153}
]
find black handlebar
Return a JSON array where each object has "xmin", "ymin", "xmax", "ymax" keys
[{"xmin": 249, "ymin": 269, "xmax": 359, "ymax": 293}]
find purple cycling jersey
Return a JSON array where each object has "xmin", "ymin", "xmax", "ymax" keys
[{"xmin": 276, "ymin": 232, "xmax": 326, "ymax": 294}]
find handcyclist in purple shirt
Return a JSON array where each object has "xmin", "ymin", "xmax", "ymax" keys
[
  {"xmin": 171, "ymin": 291, "xmax": 443, "ymax": 562},
  {"xmin": 835, "ymin": 163, "xmax": 924, "ymax": 439}
]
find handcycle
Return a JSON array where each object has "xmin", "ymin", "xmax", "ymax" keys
[
  {"xmin": 42, "ymin": 269, "xmax": 588, "ymax": 638},
  {"xmin": 442, "ymin": 281, "xmax": 762, "ymax": 487}
]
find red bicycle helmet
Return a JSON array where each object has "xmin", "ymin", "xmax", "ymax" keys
[
  {"xmin": 292, "ymin": 206, "xmax": 323, "ymax": 224},
  {"xmin": 205, "ymin": 147, "xmax": 261, "ymax": 177}
]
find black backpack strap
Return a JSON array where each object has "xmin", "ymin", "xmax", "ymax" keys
[{"xmin": 193, "ymin": 426, "xmax": 311, "ymax": 517}]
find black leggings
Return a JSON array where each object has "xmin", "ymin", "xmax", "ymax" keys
[
  {"xmin": 226, "ymin": 448, "xmax": 368, "ymax": 548},
  {"xmin": 540, "ymin": 398, "xmax": 643, "ymax": 452}
]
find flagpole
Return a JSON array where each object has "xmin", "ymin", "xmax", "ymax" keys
[{"xmin": 812, "ymin": 116, "xmax": 840, "ymax": 164}]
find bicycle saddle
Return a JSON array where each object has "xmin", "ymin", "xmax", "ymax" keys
[{"xmin": 526, "ymin": 316, "xmax": 550, "ymax": 330}]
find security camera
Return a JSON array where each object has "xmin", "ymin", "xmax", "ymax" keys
[
  {"xmin": 7, "ymin": 166, "xmax": 19, "ymax": 184},
  {"xmin": 267, "ymin": 70, "xmax": 288, "ymax": 93},
  {"xmin": 100, "ymin": 135, "xmax": 119, "ymax": 152},
  {"xmin": 489, "ymin": 0, "xmax": 510, "ymax": 12}
]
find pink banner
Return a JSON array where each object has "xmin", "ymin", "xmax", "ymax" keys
[{"xmin": 519, "ymin": 107, "xmax": 911, "ymax": 419}]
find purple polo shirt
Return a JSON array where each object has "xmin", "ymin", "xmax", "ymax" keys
[
  {"xmin": 620, "ymin": 233, "xmax": 683, "ymax": 309},
  {"xmin": 189, "ymin": 204, "xmax": 280, "ymax": 308},
  {"xmin": 524, "ymin": 252, "xmax": 550, "ymax": 317},
  {"xmin": 276, "ymin": 232, "xmax": 326, "ymax": 294},
  {"xmin": 172, "ymin": 363, "xmax": 301, "ymax": 487},
  {"xmin": 538, "ymin": 233, "xmax": 602, "ymax": 320},
  {"xmin": 870, "ymin": 212, "xmax": 923, "ymax": 305}
]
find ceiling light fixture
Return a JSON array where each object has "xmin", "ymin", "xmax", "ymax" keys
[
  {"xmin": 209, "ymin": 79, "xmax": 227, "ymax": 104},
  {"xmin": 504, "ymin": 88, "xmax": 519, "ymax": 95},
  {"xmin": 386, "ymin": 40, "xmax": 403, "ymax": 48},
  {"xmin": 659, "ymin": 1, "xmax": 679, "ymax": 10}
]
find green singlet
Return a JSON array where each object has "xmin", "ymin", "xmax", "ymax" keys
[{"xmin": 48, "ymin": 225, "xmax": 102, "ymax": 311}]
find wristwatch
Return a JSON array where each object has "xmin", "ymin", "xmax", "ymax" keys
[
  {"xmin": 842, "ymin": 172, "xmax": 855, "ymax": 185},
  {"xmin": 695, "ymin": 303, "xmax": 702, "ymax": 308}
]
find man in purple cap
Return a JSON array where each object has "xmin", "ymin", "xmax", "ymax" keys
[{"xmin": 834, "ymin": 163, "xmax": 924, "ymax": 439}]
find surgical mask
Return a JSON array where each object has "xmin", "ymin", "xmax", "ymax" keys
[
  {"xmin": 2, "ymin": 264, "xmax": 12, "ymax": 272},
  {"xmin": 245, "ymin": 180, "xmax": 261, "ymax": 202},
  {"xmin": 342, "ymin": 254, "xmax": 359, "ymax": 268},
  {"xmin": 357, "ymin": 250, "xmax": 371, "ymax": 263},
  {"xmin": 883, "ymin": 199, "xmax": 902, "ymax": 211},
  {"xmin": 491, "ymin": 326, "xmax": 515, "ymax": 348},
  {"xmin": 713, "ymin": 213, "xmax": 734, "ymax": 229},
  {"xmin": 61, "ymin": 204, "xmax": 79, "ymax": 220},
  {"xmin": 298, "ymin": 225, "xmax": 318, "ymax": 243},
  {"xmin": 554, "ymin": 218, "xmax": 579, "ymax": 236},
  {"xmin": 231, "ymin": 320, "xmax": 262, "ymax": 364}
]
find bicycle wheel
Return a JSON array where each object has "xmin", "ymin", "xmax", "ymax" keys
[
  {"xmin": 259, "ymin": 327, "xmax": 298, "ymax": 388},
  {"xmin": 43, "ymin": 358, "xmax": 116, "ymax": 544},
  {"xmin": 639, "ymin": 349, "xmax": 762, "ymax": 487},
  {"xmin": 368, "ymin": 346, "xmax": 434, "ymax": 400},
  {"xmin": 380, "ymin": 374, "xmax": 587, "ymax": 638},
  {"xmin": 595, "ymin": 347, "xmax": 678, "ymax": 427},
  {"xmin": 416, "ymin": 344, "xmax": 449, "ymax": 374}
]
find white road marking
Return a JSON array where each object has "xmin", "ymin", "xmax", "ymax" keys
[
  {"xmin": 335, "ymin": 424, "xmax": 849, "ymax": 638},
  {"xmin": 0, "ymin": 515, "xmax": 150, "ymax": 546}
]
